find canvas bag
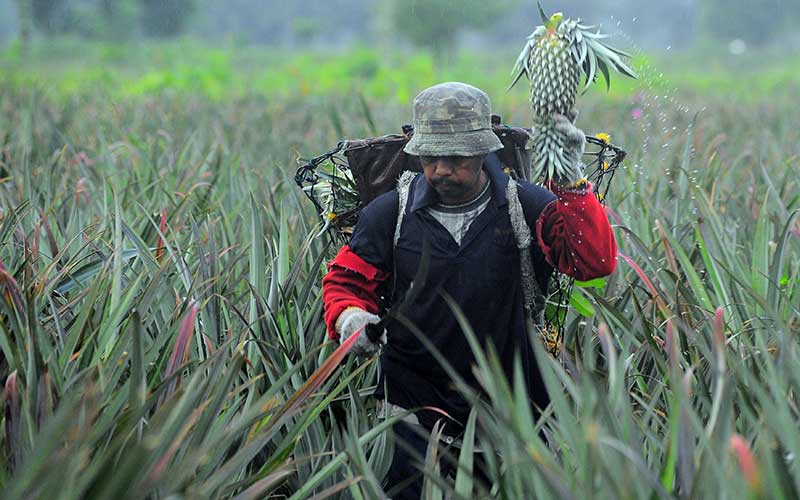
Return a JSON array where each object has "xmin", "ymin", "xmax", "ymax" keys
[{"xmin": 343, "ymin": 115, "xmax": 532, "ymax": 205}]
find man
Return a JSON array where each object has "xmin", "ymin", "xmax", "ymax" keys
[{"xmin": 322, "ymin": 82, "xmax": 616, "ymax": 498}]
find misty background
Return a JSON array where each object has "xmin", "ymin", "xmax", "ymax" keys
[{"xmin": 1, "ymin": 0, "xmax": 799, "ymax": 56}]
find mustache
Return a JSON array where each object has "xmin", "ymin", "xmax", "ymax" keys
[{"xmin": 431, "ymin": 178, "xmax": 458, "ymax": 188}]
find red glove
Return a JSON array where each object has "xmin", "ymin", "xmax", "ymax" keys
[{"xmin": 535, "ymin": 181, "xmax": 617, "ymax": 281}]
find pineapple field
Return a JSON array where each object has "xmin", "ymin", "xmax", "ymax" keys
[{"xmin": 0, "ymin": 39, "xmax": 799, "ymax": 499}]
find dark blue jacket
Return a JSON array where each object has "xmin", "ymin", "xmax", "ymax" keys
[{"xmin": 347, "ymin": 154, "xmax": 557, "ymax": 430}]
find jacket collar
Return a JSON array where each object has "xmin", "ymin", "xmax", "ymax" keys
[{"xmin": 408, "ymin": 152, "xmax": 509, "ymax": 213}]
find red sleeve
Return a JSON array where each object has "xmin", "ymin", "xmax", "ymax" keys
[
  {"xmin": 322, "ymin": 245, "xmax": 391, "ymax": 340},
  {"xmin": 535, "ymin": 182, "xmax": 617, "ymax": 281}
]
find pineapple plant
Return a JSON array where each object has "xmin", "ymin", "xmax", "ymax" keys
[{"xmin": 510, "ymin": 3, "xmax": 637, "ymax": 184}]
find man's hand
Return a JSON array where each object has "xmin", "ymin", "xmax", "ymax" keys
[
  {"xmin": 552, "ymin": 112, "xmax": 587, "ymax": 188},
  {"xmin": 335, "ymin": 307, "xmax": 386, "ymax": 357}
]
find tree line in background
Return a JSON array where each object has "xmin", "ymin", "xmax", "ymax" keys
[
  {"xmin": 6, "ymin": 0, "xmax": 800, "ymax": 55},
  {"xmin": 13, "ymin": 0, "xmax": 193, "ymax": 42}
]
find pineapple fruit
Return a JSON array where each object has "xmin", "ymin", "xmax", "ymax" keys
[{"xmin": 510, "ymin": 4, "xmax": 636, "ymax": 184}]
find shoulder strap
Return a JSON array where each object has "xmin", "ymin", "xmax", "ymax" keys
[
  {"xmin": 394, "ymin": 171, "xmax": 417, "ymax": 246},
  {"xmin": 505, "ymin": 179, "xmax": 546, "ymax": 326}
]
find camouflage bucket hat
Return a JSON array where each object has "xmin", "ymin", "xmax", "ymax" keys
[{"xmin": 404, "ymin": 82, "xmax": 504, "ymax": 157}]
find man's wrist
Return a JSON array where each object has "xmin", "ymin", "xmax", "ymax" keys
[
  {"xmin": 335, "ymin": 306, "xmax": 367, "ymax": 338},
  {"xmin": 554, "ymin": 176, "xmax": 589, "ymax": 191},
  {"xmin": 548, "ymin": 176, "xmax": 591, "ymax": 194}
]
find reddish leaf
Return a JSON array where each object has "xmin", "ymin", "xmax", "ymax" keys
[
  {"xmin": 277, "ymin": 325, "xmax": 364, "ymax": 420},
  {"xmin": 162, "ymin": 301, "xmax": 199, "ymax": 401},
  {"xmin": 38, "ymin": 208, "xmax": 61, "ymax": 266},
  {"xmin": 712, "ymin": 307, "xmax": 725, "ymax": 353},
  {"xmin": 4, "ymin": 371, "xmax": 22, "ymax": 468},
  {"xmin": 655, "ymin": 220, "xmax": 678, "ymax": 276},
  {"xmin": 0, "ymin": 259, "xmax": 26, "ymax": 314},
  {"xmin": 147, "ymin": 402, "xmax": 206, "ymax": 483},
  {"xmin": 617, "ymin": 251, "xmax": 671, "ymax": 316},
  {"xmin": 75, "ymin": 177, "xmax": 90, "ymax": 204},
  {"xmin": 36, "ymin": 364, "xmax": 55, "ymax": 428},
  {"xmin": 604, "ymin": 204, "xmax": 623, "ymax": 225},
  {"xmin": 666, "ymin": 319, "xmax": 677, "ymax": 367},
  {"xmin": 156, "ymin": 208, "xmax": 167, "ymax": 263},
  {"xmin": 617, "ymin": 251, "xmax": 658, "ymax": 298},
  {"xmin": 33, "ymin": 221, "xmax": 41, "ymax": 264},
  {"xmin": 729, "ymin": 434, "xmax": 760, "ymax": 490}
]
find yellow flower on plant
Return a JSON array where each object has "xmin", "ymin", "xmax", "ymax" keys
[
  {"xmin": 327, "ymin": 212, "xmax": 337, "ymax": 220},
  {"xmin": 596, "ymin": 132, "xmax": 611, "ymax": 144},
  {"xmin": 602, "ymin": 161, "xmax": 610, "ymax": 170}
]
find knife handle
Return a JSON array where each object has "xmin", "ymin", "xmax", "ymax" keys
[{"xmin": 365, "ymin": 322, "xmax": 384, "ymax": 343}]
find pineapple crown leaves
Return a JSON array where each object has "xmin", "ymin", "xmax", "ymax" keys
[
  {"xmin": 571, "ymin": 23, "xmax": 637, "ymax": 92},
  {"xmin": 544, "ymin": 12, "xmax": 563, "ymax": 32},
  {"xmin": 537, "ymin": 1, "xmax": 553, "ymax": 26},
  {"xmin": 509, "ymin": 2, "xmax": 637, "ymax": 93}
]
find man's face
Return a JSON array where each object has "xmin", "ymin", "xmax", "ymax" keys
[{"xmin": 420, "ymin": 155, "xmax": 486, "ymax": 205}]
